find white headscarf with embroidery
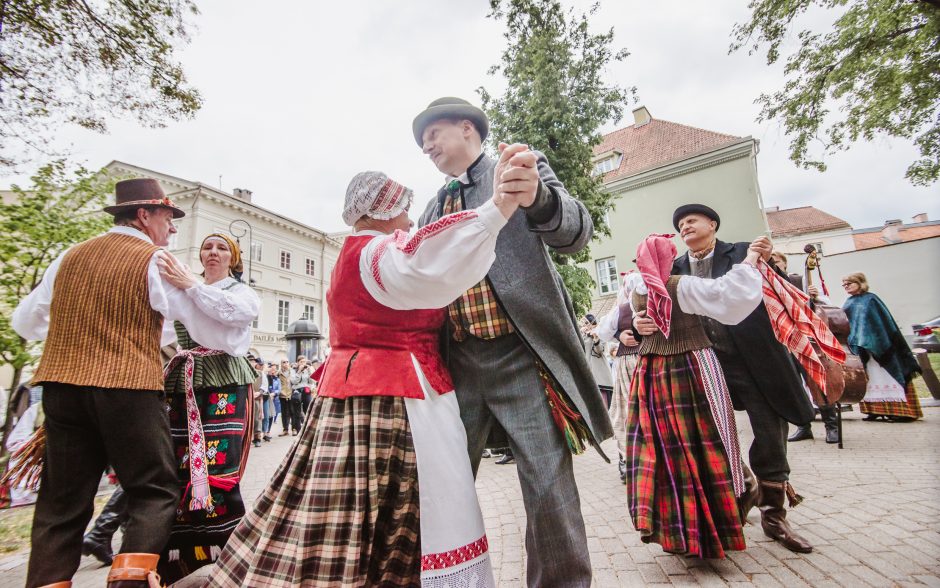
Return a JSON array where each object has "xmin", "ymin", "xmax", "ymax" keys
[{"xmin": 342, "ymin": 171, "xmax": 414, "ymax": 226}]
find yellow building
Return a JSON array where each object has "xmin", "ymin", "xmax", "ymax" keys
[{"xmin": 585, "ymin": 107, "xmax": 769, "ymax": 317}]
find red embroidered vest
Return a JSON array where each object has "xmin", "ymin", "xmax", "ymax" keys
[{"xmin": 316, "ymin": 235, "xmax": 454, "ymax": 399}]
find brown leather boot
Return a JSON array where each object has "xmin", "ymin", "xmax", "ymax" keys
[
  {"xmin": 38, "ymin": 583, "xmax": 72, "ymax": 588},
  {"xmin": 758, "ymin": 480, "xmax": 813, "ymax": 553},
  {"xmin": 107, "ymin": 553, "xmax": 162, "ymax": 587},
  {"xmin": 737, "ymin": 463, "xmax": 760, "ymax": 524}
]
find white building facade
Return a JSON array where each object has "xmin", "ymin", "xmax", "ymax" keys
[{"xmin": 106, "ymin": 161, "xmax": 342, "ymax": 363}]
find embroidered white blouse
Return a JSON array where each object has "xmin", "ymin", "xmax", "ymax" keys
[
  {"xmin": 633, "ymin": 263, "xmax": 763, "ymax": 326},
  {"xmin": 357, "ymin": 199, "xmax": 508, "ymax": 310},
  {"xmin": 12, "ymin": 226, "xmax": 257, "ymax": 356}
]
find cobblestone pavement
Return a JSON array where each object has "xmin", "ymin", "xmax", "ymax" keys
[{"xmin": 2, "ymin": 408, "xmax": 938, "ymax": 587}]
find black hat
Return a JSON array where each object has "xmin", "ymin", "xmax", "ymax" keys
[
  {"xmin": 673, "ymin": 204, "xmax": 720, "ymax": 232},
  {"xmin": 584, "ymin": 313, "xmax": 597, "ymax": 325},
  {"xmin": 412, "ymin": 97, "xmax": 489, "ymax": 147}
]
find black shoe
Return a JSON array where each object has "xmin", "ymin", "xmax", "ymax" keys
[
  {"xmin": 787, "ymin": 425, "xmax": 813, "ymax": 442},
  {"xmin": 863, "ymin": 414, "xmax": 881, "ymax": 421},
  {"xmin": 495, "ymin": 451, "xmax": 515, "ymax": 465},
  {"xmin": 824, "ymin": 427, "xmax": 840, "ymax": 444},
  {"xmin": 263, "ymin": 435, "xmax": 272, "ymax": 442},
  {"xmin": 253, "ymin": 439, "xmax": 262, "ymax": 447},
  {"xmin": 618, "ymin": 456, "xmax": 627, "ymax": 483},
  {"xmin": 82, "ymin": 537, "xmax": 114, "ymax": 566}
]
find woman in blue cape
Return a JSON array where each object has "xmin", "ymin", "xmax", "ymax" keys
[{"xmin": 842, "ymin": 272, "xmax": 922, "ymax": 421}]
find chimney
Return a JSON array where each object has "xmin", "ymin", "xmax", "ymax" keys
[
  {"xmin": 232, "ymin": 188, "xmax": 253, "ymax": 202},
  {"xmin": 632, "ymin": 106, "xmax": 652, "ymax": 128},
  {"xmin": 882, "ymin": 219, "xmax": 902, "ymax": 243},
  {"xmin": 912, "ymin": 212, "xmax": 928, "ymax": 223},
  {"xmin": 764, "ymin": 206, "xmax": 780, "ymax": 212}
]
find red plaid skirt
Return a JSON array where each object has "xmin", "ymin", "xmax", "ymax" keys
[
  {"xmin": 206, "ymin": 394, "xmax": 420, "ymax": 587},
  {"xmin": 860, "ymin": 381, "xmax": 923, "ymax": 419},
  {"xmin": 626, "ymin": 352, "xmax": 745, "ymax": 558}
]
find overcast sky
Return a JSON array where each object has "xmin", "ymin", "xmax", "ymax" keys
[{"xmin": 5, "ymin": 0, "xmax": 937, "ymax": 233}]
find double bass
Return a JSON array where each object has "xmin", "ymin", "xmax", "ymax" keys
[{"xmin": 802, "ymin": 245, "xmax": 868, "ymax": 447}]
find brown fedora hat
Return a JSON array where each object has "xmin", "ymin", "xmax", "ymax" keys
[
  {"xmin": 412, "ymin": 97, "xmax": 489, "ymax": 147},
  {"xmin": 103, "ymin": 178, "xmax": 185, "ymax": 219}
]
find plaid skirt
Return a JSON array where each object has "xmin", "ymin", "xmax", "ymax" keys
[
  {"xmin": 207, "ymin": 393, "xmax": 425, "ymax": 587},
  {"xmin": 860, "ymin": 381, "xmax": 923, "ymax": 419},
  {"xmin": 159, "ymin": 383, "xmax": 253, "ymax": 583},
  {"xmin": 626, "ymin": 352, "xmax": 745, "ymax": 559}
]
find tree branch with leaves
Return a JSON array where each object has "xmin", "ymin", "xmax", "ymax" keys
[
  {"xmin": 0, "ymin": 160, "xmax": 113, "ymax": 452},
  {"xmin": 480, "ymin": 0, "xmax": 634, "ymax": 315},
  {"xmin": 0, "ymin": 0, "xmax": 202, "ymax": 170},
  {"xmin": 731, "ymin": 0, "xmax": 940, "ymax": 185}
]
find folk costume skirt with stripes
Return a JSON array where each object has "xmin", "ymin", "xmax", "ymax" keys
[
  {"xmin": 860, "ymin": 381, "xmax": 923, "ymax": 420},
  {"xmin": 626, "ymin": 350, "xmax": 745, "ymax": 559},
  {"xmin": 159, "ymin": 383, "xmax": 253, "ymax": 582},
  {"xmin": 205, "ymin": 385, "xmax": 495, "ymax": 587}
]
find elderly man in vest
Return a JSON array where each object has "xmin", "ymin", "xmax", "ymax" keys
[
  {"xmin": 414, "ymin": 97, "xmax": 612, "ymax": 587},
  {"xmin": 13, "ymin": 179, "xmax": 248, "ymax": 588},
  {"xmin": 668, "ymin": 203, "xmax": 815, "ymax": 554}
]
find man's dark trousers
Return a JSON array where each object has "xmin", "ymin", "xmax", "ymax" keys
[
  {"xmin": 716, "ymin": 351, "xmax": 790, "ymax": 481},
  {"xmin": 26, "ymin": 383, "xmax": 178, "ymax": 587}
]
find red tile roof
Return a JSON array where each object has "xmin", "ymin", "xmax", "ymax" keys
[
  {"xmin": 766, "ymin": 206, "xmax": 852, "ymax": 238},
  {"xmin": 593, "ymin": 118, "xmax": 744, "ymax": 181},
  {"xmin": 852, "ymin": 223, "xmax": 940, "ymax": 250}
]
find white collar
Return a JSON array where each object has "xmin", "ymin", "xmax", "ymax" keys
[
  {"xmin": 108, "ymin": 225, "xmax": 155, "ymax": 245},
  {"xmin": 446, "ymin": 171, "xmax": 470, "ymax": 185}
]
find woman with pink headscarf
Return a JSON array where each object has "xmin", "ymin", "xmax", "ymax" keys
[{"xmin": 626, "ymin": 234, "xmax": 763, "ymax": 558}]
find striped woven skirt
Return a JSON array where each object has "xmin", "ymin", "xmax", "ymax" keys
[
  {"xmin": 626, "ymin": 350, "xmax": 745, "ymax": 559},
  {"xmin": 610, "ymin": 353, "xmax": 639, "ymax": 456},
  {"xmin": 159, "ymin": 383, "xmax": 253, "ymax": 583},
  {"xmin": 205, "ymin": 389, "xmax": 495, "ymax": 587},
  {"xmin": 860, "ymin": 381, "xmax": 923, "ymax": 420}
]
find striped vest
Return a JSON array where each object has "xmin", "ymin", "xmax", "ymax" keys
[
  {"xmin": 32, "ymin": 232, "xmax": 165, "ymax": 390},
  {"xmin": 164, "ymin": 312, "xmax": 256, "ymax": 395},
  {"xmin": 634, "ymin": 276, "xmax": 712, "ymax": 357}
]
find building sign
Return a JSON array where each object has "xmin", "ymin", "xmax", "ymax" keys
[{"xmin": 252, "ymin": 332, "xmax": 287, "ymax": 344}]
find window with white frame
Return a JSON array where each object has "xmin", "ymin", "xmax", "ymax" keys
[
  {"xmin": 252, "ymin": 309, "xmax": 260, "ymax": 329},
  {"xmin": 809, "ymin": 242, "xmax": 824, "ymax": 255},
  {"xmin": 596, "ymin": 257, "xmax": 618, "ymax": 295},
  {"xmin": 277, "ymin": 300, "xmax": 290, "ymax": 332},
  {"xmin": 592, "ymin": 153, "xmax": 622, "ymax": 177},
  {"xmin": 305, "ymin": 258, "xmax": 315, "ymax": 277},
  {"xmin": 250, "ymin": 241, "xmax": 263, "ymax": 262},
  {"xmin": 280, "ymin": 249, "xmax": 291, "ymax": 270},
  {"xmin": 303, "ymin": 303, "xmax": 315, "ymax": 321}
]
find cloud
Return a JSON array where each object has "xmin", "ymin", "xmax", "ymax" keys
[{"xmin": 4, "ymin": 0, "xmax": 937, "ymax": 232}]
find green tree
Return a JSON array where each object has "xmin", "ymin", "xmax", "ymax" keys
[
  {"xmin": 479, "ymin": 0, "xmax": 634, "ymax": 315},
  {"xmin": 731, "ymin": 0, "xmax": 940, "ymax": 185},
  {"xmin": 0, "ymin": 0, "xmax": 202, "ymax": 169},
  {"xmin": 0, "ymin": 161, "xmax": 113, "ymax": 451}
]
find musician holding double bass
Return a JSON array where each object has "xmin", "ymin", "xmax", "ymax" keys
[
  {"xmin": 666, "ymin": 204, "xmax": 815, "ymax": 554},
  {"xmin": 768, "ymin": 251, "xmax": 841, "ymax": 444}
]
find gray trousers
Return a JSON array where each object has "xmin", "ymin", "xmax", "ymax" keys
[
  {"xmin": 450, "ymin": 334, "xmax": 592, "ymax": 588},
  {"xmin": 716, "ymin": 350, "xmax": 791, "ymax": 482}
]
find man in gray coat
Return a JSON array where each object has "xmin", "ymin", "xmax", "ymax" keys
[{"xmin": 414, "ymin": 97, "xmax": 612, "ymax": 587}]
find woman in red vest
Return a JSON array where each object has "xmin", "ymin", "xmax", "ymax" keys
[{"xmin": 203, "ymin": 144, "xmax": 536, "ymax": 587}]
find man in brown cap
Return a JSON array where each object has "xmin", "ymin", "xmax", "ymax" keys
[{"xmin": 13, "ymin": 179, "xmax": 249, "ymax": 588}]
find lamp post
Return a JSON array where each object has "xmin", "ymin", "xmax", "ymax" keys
[{"xmin": 229, "ymin": 219, "xmax": 254, "ymax": 284}]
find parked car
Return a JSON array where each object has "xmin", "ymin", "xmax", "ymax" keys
[{"xmin": 911, "ymin": 317, "xmax": 940, "ymax": 353}]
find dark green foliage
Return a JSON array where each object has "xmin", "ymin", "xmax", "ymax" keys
[
  {"xmin": 731, "ymin": 0, "xmax": 940, "ymax": 185},
  {"xmin": 480, "ymin": 0, "xmax": 634, "ymax": 315}
]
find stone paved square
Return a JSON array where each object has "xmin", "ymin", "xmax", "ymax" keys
[{"xmin": 1, "ymin": 407, "xmax": 938, "ymax": 586}]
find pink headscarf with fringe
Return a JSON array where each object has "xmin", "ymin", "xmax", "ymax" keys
[{"xmin": 635, "ymin": 234, "xmax": 677, "ymax": 338}]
